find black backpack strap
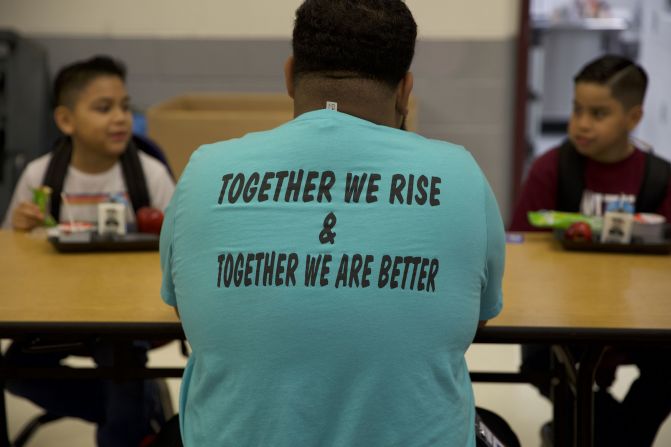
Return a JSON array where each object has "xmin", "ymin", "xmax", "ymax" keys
[
  {"xmin": 120, "ymin": 139, "xmax": 150, "ymax": 214},
  {"xmin": 556, "ymin": 139, "xmax": 586, "ymax": 212},
  {"xmin": 42, "ymin": 137, "xmax": 150, "ymax": 221},
  {"xmin": 42, "ymin": 137, "xmax": 73, "ymax": 222},
  {"xmin": 636, "ymin": 152, "xmax": 671, "ymax": 213}
]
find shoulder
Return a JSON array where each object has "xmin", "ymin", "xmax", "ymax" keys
[
  {"xmin": 646, "ymin": 149, "xmax": 671, "ymax": 167},
  {"xmin": 511, "ymin": 148, "xmax": 561, "ymax": 223},
  {"xmin": 398, "ymin": 132, "xmax": 482, "ymax": 170},
  {"xmin": 530, "ymin": 147, "xmax": 560, "ymax": 175},
  {"xmin": 137, "ymin": 151, "xmax": 175, "ymax": 210},
  {"xmin": 417, "ymin": 134, "xmax": 471, "ymax": 153},
  {"xmin": 138, "ymin": 151, "xmax": 173, "ymax": 179},
  {"xmin": 21, "ymin": 153, "xmax": 53, "ymax": 183}
]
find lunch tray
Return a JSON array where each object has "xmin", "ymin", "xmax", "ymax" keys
[
  {"xmin": 554, "ymin": 230, "xmax": 671, "ymax": 255},
  {"xmin": 48, "ymin": 232, "xmax": 159, "ymax": 253}
]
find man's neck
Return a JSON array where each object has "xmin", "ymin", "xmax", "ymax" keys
[
  {"xmin": 292, "ymin": 78, "xmax": 403, "ymax": 129},
  {"xmin": 70, "ymin": 142, "xmax": 119, "ymax": 174},
  {"xmin": 294, "ymin": 97, "xmax": 399, "ymax": 127}
]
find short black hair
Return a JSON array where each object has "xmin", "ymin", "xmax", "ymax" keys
[
  {"xmin": 574, "ymin": 54, "xmax": 648, "ymax": 109},
  {"xmin": 292, "ymin": 0, "xmax": 417, "ymax": 89},
  {"xmin": 53, "ymin": 55, "xmax": 126, "ymax": 108}
]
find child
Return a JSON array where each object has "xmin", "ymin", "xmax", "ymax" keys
[
  {"xmin": 2, "ymin": 55, "xmax": 175, "ymax": 447},
  {"xmin": 2, "ymin": 55, "xmax": 174, "ymax": 230},
  {"xmin": 511, "ymin": 55, "xmax": 671, "ymax": 446},
  {"xmin": 511, "ymin": 54, "xmax": 671, "ymax": 230}
]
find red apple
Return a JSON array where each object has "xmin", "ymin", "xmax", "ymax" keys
[
  {"xmin": 136, "ymin": 207, "xmax": 164, "ymax": 235},
  {"xmin": 565, "ymin": 221, "xmax": 592, "ymax": 242}
]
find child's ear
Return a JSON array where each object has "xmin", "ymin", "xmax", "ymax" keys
[
  {"xmin": 53, "ymin": 105, "xmax": 75, "ymax": 135},
  {"xmin": 626, "ymin": 104, "xmax": 643, "ymax": 132}
]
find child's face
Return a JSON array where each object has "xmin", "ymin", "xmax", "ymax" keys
[
  {"xmin": 58, "ymin": 75, "xmax": 132, "ymax": 159},
  {"xmin": 568, "ymin": 82, "xmax": 642, "ymax": 163}
]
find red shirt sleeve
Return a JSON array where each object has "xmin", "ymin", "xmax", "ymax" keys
[{"xmin": 509, "ymin": 149, "xmax": 560, "ymax": 231}]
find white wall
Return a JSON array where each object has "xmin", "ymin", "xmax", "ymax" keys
[
  {"xmin": 638, "ymin": 0, "xmax": 671, "ymax": 161},
  {"xmin": 0, "ymin": 0, "xmax": 519, "ymax": 40}
]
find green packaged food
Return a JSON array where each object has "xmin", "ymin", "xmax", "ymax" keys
[
  {"xmin": 32, "ymin": 186, "xmax": 57, "ymax": 227},
  {"xmin": 527, "ymin": 210, "xmax": 602, "ymax": 231}
]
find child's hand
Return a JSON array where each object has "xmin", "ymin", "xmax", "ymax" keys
[{"xmin": 12, "ymin": 201, "xmax": 46, "ymax": 231}]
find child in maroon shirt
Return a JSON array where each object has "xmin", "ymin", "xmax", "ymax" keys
[
  {"xmin": 510, "ymin": 54, "xmax": 671, "ymax": 446},
  {"xmin": 511, "ymin": 55, "xmax": 671, "ymax": 232}
]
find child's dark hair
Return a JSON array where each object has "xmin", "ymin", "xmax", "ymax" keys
[
  {"xmin": 292, "ymin": 0, "xmax": 417, "ymax": 89},
  {"xmin": 574, "ymin": 54, "xmax": 648, "ymax": 109},
  {"xmin": 53, "ymin": 55, "xmax": 126, "ymax": 108}
]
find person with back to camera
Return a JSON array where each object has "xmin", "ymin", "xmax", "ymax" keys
[
  {"xmin": 510, "ymin": 54, "xmax": 671, "ymax": 446},
  {"xmin": 2, "ymin": 55, "xmax": 175, "ymax": 447},
  {"xmin": 159, "ymin": 1, "xmax": 510, "ymax": 446}
]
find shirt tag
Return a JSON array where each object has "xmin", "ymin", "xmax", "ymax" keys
[{"xmin": 326, "ymin": 101, "xmax": 338, "ymax": 111}]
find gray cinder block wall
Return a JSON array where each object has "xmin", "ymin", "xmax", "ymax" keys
[{"xmin": 30, "ymin": 36, "xmax": 517, "ymax": 221}]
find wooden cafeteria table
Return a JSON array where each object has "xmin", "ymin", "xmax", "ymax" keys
[
  {"xmin": 477, "ymin": 232, "xmax": 671, "ymax": 446},
  {"xmin": 2, "ymin": 231, "xmax": 670, "ymax": 446},
  {"xmin": 0, "ymin": 230, "xmax": 182, "ymax": 447}
]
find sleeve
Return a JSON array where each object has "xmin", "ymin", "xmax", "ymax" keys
[
  {"xmin": 159, "ymin": 186, "xmax": 178, "ymax": 307},
  {"xmin": 1, "ymin": 160, "xmax": 46, "ymax": 229},
  {"xmin": 159, "ymin": 147, "xmax": 203, "ymax": 308},
  {"xmin": 508, "ymin": 150, "xmax": 559, "ymax": 231},
  {"xmin": 140, "ymin": 154, "xmax": 176, "ymax": 212},
  {"xmin": 480, "ymin": 174, "xmax": 505, "ymax": 321}
]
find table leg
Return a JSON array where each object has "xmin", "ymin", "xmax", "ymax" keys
[
  {"xmin": 552, "ymin": 345, "xmax": 578, "ymax": 447},
  {"xmin": 576, "ymin": 346, "xmax": 605, "ymax": 447},
  {"xmin": 0, "ymin": 356, "xmax": 10, "ymax": 447}
]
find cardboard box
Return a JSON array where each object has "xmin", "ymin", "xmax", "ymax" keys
[{"xmin": 146, "ymin": 93, "xmax": 417, "ymax": 179}]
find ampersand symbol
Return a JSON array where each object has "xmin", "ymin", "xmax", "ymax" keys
[{"xmin": 319, "ymin": 212, "xmax": 337, "ymax": 244}]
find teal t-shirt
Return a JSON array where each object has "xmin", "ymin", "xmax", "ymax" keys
[{"xmin": 161, "ymin": 109, "xmax": 505, "ymax": 447}]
